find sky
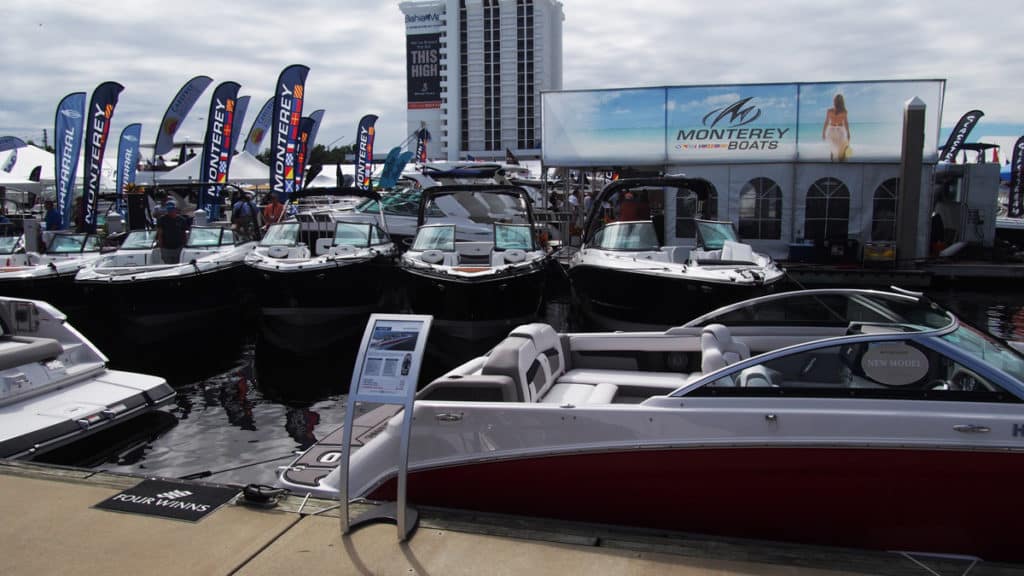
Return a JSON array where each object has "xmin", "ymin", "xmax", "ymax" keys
[{"xmin": 2, "ymin": 0, "xmax": 1022, "ymax": 157}]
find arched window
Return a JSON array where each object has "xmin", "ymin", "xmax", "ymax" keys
[
  {"xmin": 804, "ymin": 177, "xmax": 850, "ymax": 242},
  {"xmin": 738, "ymin": 177, "xmax": 782, "ymax": 240},
  {"xmin": 675, "ymin": 184, "xmax": 718, "ymax": 239},
  {"xmin": 871, "ymin": 178, "xmax": 899, "ymax": 241}
]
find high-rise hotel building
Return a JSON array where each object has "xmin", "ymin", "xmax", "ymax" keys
[{"xmin": 399, "ymin": 0, "xmax": 563, "ymax": 161}]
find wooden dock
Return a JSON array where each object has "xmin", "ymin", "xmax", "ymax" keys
[{"xmin": 1, "ymin": 460, "xmax": 1021, "ymax": 575}]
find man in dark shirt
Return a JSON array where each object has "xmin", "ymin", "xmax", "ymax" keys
[
  {"xmin": 156, "ymin": 201, "xmax": 190, "ymax": 264},
  {"xmin": 44, "ymin": 200, "xmax": 63, "ymax": 231}
]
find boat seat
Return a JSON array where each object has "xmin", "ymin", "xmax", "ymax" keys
[
  {"xmin": 508, "ymin": 323, "xmax": 565, "ymax": 378},
  {"xmin": 556, "ymin": 368, "xmax": 693, "ymax": 389},
  {"xmin": 480, "ymin": 334, "xmax": 553, "ymax": 402},
  {"xmin": 315, "ymin": 238, "xmax": 333, "ymax": 256},
  {"xmin": 721, "ymin": 240, "xmax": 755, "ymax": 263},
  {"xmin": 542, "ymin": 382, "xmax": 618, "ymax": 405},
  {"xmin": 0, "ymin": 336, "xmax": 63, "ymax": 372},
  {"xmin": 495, "ymin": 249, "xmax": 526, "ymax": 265},
  {"xmin": 700, "ymin": 324, "xmax": 751, "ymax": 384}
]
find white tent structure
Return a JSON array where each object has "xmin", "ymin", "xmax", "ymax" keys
[
  {"xmin": 2, "ymin": 145, "xmax": 115, "ymax": 192},
  {"xmin": 155, "ymin": 151, "xmax": 271, "ymax": 185}
]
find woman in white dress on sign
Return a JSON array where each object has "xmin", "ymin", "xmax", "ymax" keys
[{"xmin": 821, "ymin": 93, "xmax": 851, "ymax": 161}]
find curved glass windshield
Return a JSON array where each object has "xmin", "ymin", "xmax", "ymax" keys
[
  {"xmin": 0, "ymin": 236, "xmax": 21, "ymax": 254},
  {"xmin": 412, "ymin": 225, "xmax": 455, "ymax": 252},
  {"xmin": 121, "ymin": 231, "xmax": 157, "ymax": 250},
  {"xmin": 592, "ymin": 221, "xmax": 660, "ymax": 251},
  {"xmin": 942, "ymin": 324, "xmax": 1024, "ymax": 382},
  {"xmin": 185, "ymin": 228, "xmax": 224, "ymax": 248},
  {"xmin": 333, "ymin": 223, "xmax": 370, "ymax": 247},
  {"xmin": 495, "ymin": 223, "xmax": 533, "ymax": 250},
  {"xmin": 686, "ymin": 290, "xmax": 954, "ymax": 331},
  {"xmin": 424, "ymin": 191, "xmax": 529, "ymax": 226},
  {"xmin": 46, "ymin": 234, "xmax": 87, "ymax": 254},
  {"xmin": 356, "ymin": 189, "xmax": 444, "ymax": 218},
  {"xmin": 260, "ymin": 223, "xmax": 299, "ymax": 247},
  {"xmin": 696, "ymin": 220, "xmax": 739, "ymax": 250}
]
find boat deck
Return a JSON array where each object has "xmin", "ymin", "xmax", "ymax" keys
[{"xmin": 1, "ymin": 460, "xmax": 1019, "ymax": 575}]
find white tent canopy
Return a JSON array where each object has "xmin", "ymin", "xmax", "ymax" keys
[
  {"xmin": 155, "ymin": 151, "xmax": 272, "ymax": 185},
  {"xmin": 2, "ymin": 144, "xmax": 116, "ymax": 192}
]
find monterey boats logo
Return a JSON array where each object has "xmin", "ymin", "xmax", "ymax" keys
[
  {"xmin": 676, "ymin": 96, "xmax": 787, "ymax": 151},
  {"xmin": 702, "ymin": 97, "xmax": 761, "ymax": 128}
]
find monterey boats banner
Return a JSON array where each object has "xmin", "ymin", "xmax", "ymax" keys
[
  {"xmin": 54, "ymin": 93, "xmax": 85, "ymax": 229},
  {"xmin": 295, "ymin": 116, "xmax": 314, "ymax": 189},
  {"xmin": 270, "ymin": 64, "xmax": 309, "ymax": 203},
  {"xmin": 415, "ymin": 127, "xmax": 430, "ymax": 163},
  {"xmin": 155, "ymin": 75, "xmax": 213, "ymax": 156},
  {"xmin": 230, "ymin": 95, "xmax": 251, "ymax": 153},
  {"xmin": 355, "ymin": 114, "xmax": 378, "ymax": 191},
  {"xmin": 200, "ymin": 81, "xmax": 241, "ymax": 218},
  {"xmin": 939, "ymin": 110, "xmax": 984, "ymax": 163},
  {"xmin": 299, "ymin": 109, "xmax": 325, "ymax": 189},
  {"xmin": 115, "ymin": 123, "xmax": 142, "ymax": 218},
  {"xmin": 82, "ymin": 81, "xmax": 123, "ymax": 233},
  {"xmin": 244, "ymin": 97, "xmax": 274, "ymax": 155}
]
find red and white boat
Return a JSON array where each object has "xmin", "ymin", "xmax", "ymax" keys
[{"xmin": 280, "ymin": 288, "xmax": 1024, "ymax": 561}]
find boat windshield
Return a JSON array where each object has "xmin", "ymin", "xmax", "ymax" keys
[
  {"xmin": 412, "ymin": 225, "xmax": 455, "ymax": 252},
  {"xmin": 494, "ymin": 223, "xmax": 533, "ymax": 250},
  {"xmin": 356, "ymin": 189, "xmax": 445, "ymax": 218},
  {"xmin": 186, "ymin": 228, "xmax": 228, "ymax": 248},
  {"xmin": 0, "ymin": 236, "xmax": 20, "ymax": 254},
  {"xmin": 941, "ymin": 324, "xmax": 1024, "ymax": 382},
  {"xmin": 333, "ymin": 223, "xmax": 371, "ymax": 248},
  {"xmin": 696, "ymin": 220, "xmax": 739, "ymax": 250},
  {"xmin": 121, "ymin": 231, "xmax": 157, "ymax": 250},
  {"xmin": 260, "ymin": 223, "xmax": 299, "ymax": 247},
  {"xmin": 685, "ymin": 290, "xmax": 954, "ymax": 331},
  {"xmin": 46, "ymin": 234, "xmax": 94, "ymax": 254},
  {"xmin": 591, "ymin": 221, "xmax": 660, "ymax": 251},
  {"xmin": 424, "ymin": 190, "xmax": 530, "ymax": 226}
]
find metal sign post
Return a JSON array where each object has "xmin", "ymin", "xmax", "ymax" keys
[{"xmin": 340, "ymin": 314, "xmax": 432, "ymax": 541}]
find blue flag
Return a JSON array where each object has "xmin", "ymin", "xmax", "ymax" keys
[
  {"xmin": 115, "ymin": 123, "xmax": 142, "ymax": 218},
  {"xmin": 155, "ymin": 76, "xmax": 213, "ymax": 156},
  {"xmin": 82, "ymin": 81, "xmax": 123, "ymax": 233},
  {"xmin": 270, "ymin": 64, "xmax": 310, "ymax": 203},
  {"xmin": 54, "ymin": 92, "xmax": 85, "ymax": 229},
  {"xmin": 243, "ymin": 97, "xmax": 273, "ymax": 155},
  {"xmin": 231, "ymin": 95, "xmax": 250, "ymax": 154},
  {"xmin": 355, "ymin": 114, "xmax": 378, "ymax": 192},
  {"xmin": 200, "ymin": 81, "xmax": 241, "ymax": 219}
]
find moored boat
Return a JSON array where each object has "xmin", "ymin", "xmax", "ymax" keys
[
  {"xmin": 281, "ymin": 288, "xmax": 1024, "ymax": 561},
  {"xmin": 570, "ymin": 177, "xmax": 786, "ymax": 330}
]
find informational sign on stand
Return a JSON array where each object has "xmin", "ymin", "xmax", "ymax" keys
[{"xmin": 340, "ymin": 314, "xmax": 432, "ymax": 541}]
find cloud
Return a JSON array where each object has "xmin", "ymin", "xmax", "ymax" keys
[{"xmin": 1, "ymin": 0, "xmax": 1021, "ymax": 157}]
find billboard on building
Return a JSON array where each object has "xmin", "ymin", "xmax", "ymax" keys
[
  {"xmin": 407, "ymin": 33, "xmax": 441, "ymax": 109},
  {"xmin": 543, "ymin": 80, "xmax": 945, "ymax": 166}
]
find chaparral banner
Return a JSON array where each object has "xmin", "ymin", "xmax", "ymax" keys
[
  {"xmin": 407, "ymin": 33, "xmax": 441, "ymax": 109},
  {"xmin": 155, "ymin": 75, "xmax": 213, "ymax": 156},
  {"xmin": 82, "ymin": 81, "xmax": 123, "ymax": 233},
  {"xmin": 415, "ymin": 127, "xmax": 430, "ymax": 162},
  {"xmin": 200, "ymin": 81, "xmax": 241, "ymax": 218},
  {"xmin": 542, "ymin": 80, "xmax": 945, "ymax": 166},
  {"xmin": 244, "ymin": 97, "xmax": 274, "ymax": 155},
  {"xmin": 54, "ymin": 92, "xmax": 85, "ymax": 229},
  {"xmin": 115, "ymin": 123, "xmax": 142, "ymax": 217},
  {"xmin": 938, "ymin": 109, "xmax": 984, "ymax": 163},
  {"xmin": 270, "ymin": 64, "xmax": 309, "ymax": 203},
  {"xmin": 1009, "ymin": 136, "xmax": 1024, "ymax": 218},
  {"xmin": 230, "ymin": 95, "xmax": 250, "ymax": 153},
  {"xmin": 355, "ymin": 114, "xmax": 378, "ymax": 191}
]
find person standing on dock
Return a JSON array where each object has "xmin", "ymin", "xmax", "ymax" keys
[
  {"xmin": 232, "ymin": 192, "xmax": 258, "ymax": 242},
  {"xmin": 262, "ymin": 193, "xmax": 285, "ymax": 232},
  {"xmin": 156, "ymin": 201, "xmax": 190, "ymax": 264}
]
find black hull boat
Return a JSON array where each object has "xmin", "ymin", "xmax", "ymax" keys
[
  {"xmin": 400, "ymin": 185, "xmax": 551, "ymax": 367},
  {"xmin": 571, "ymin": 264, "xmax": 782, "ymax": 331},
  {"xmin": 245, "ymin": 221, "xmax": 398, "ymax": 358},
  {"xmin": 569, "ymin": 177, "xmax": 786, "ymax": 330}
]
